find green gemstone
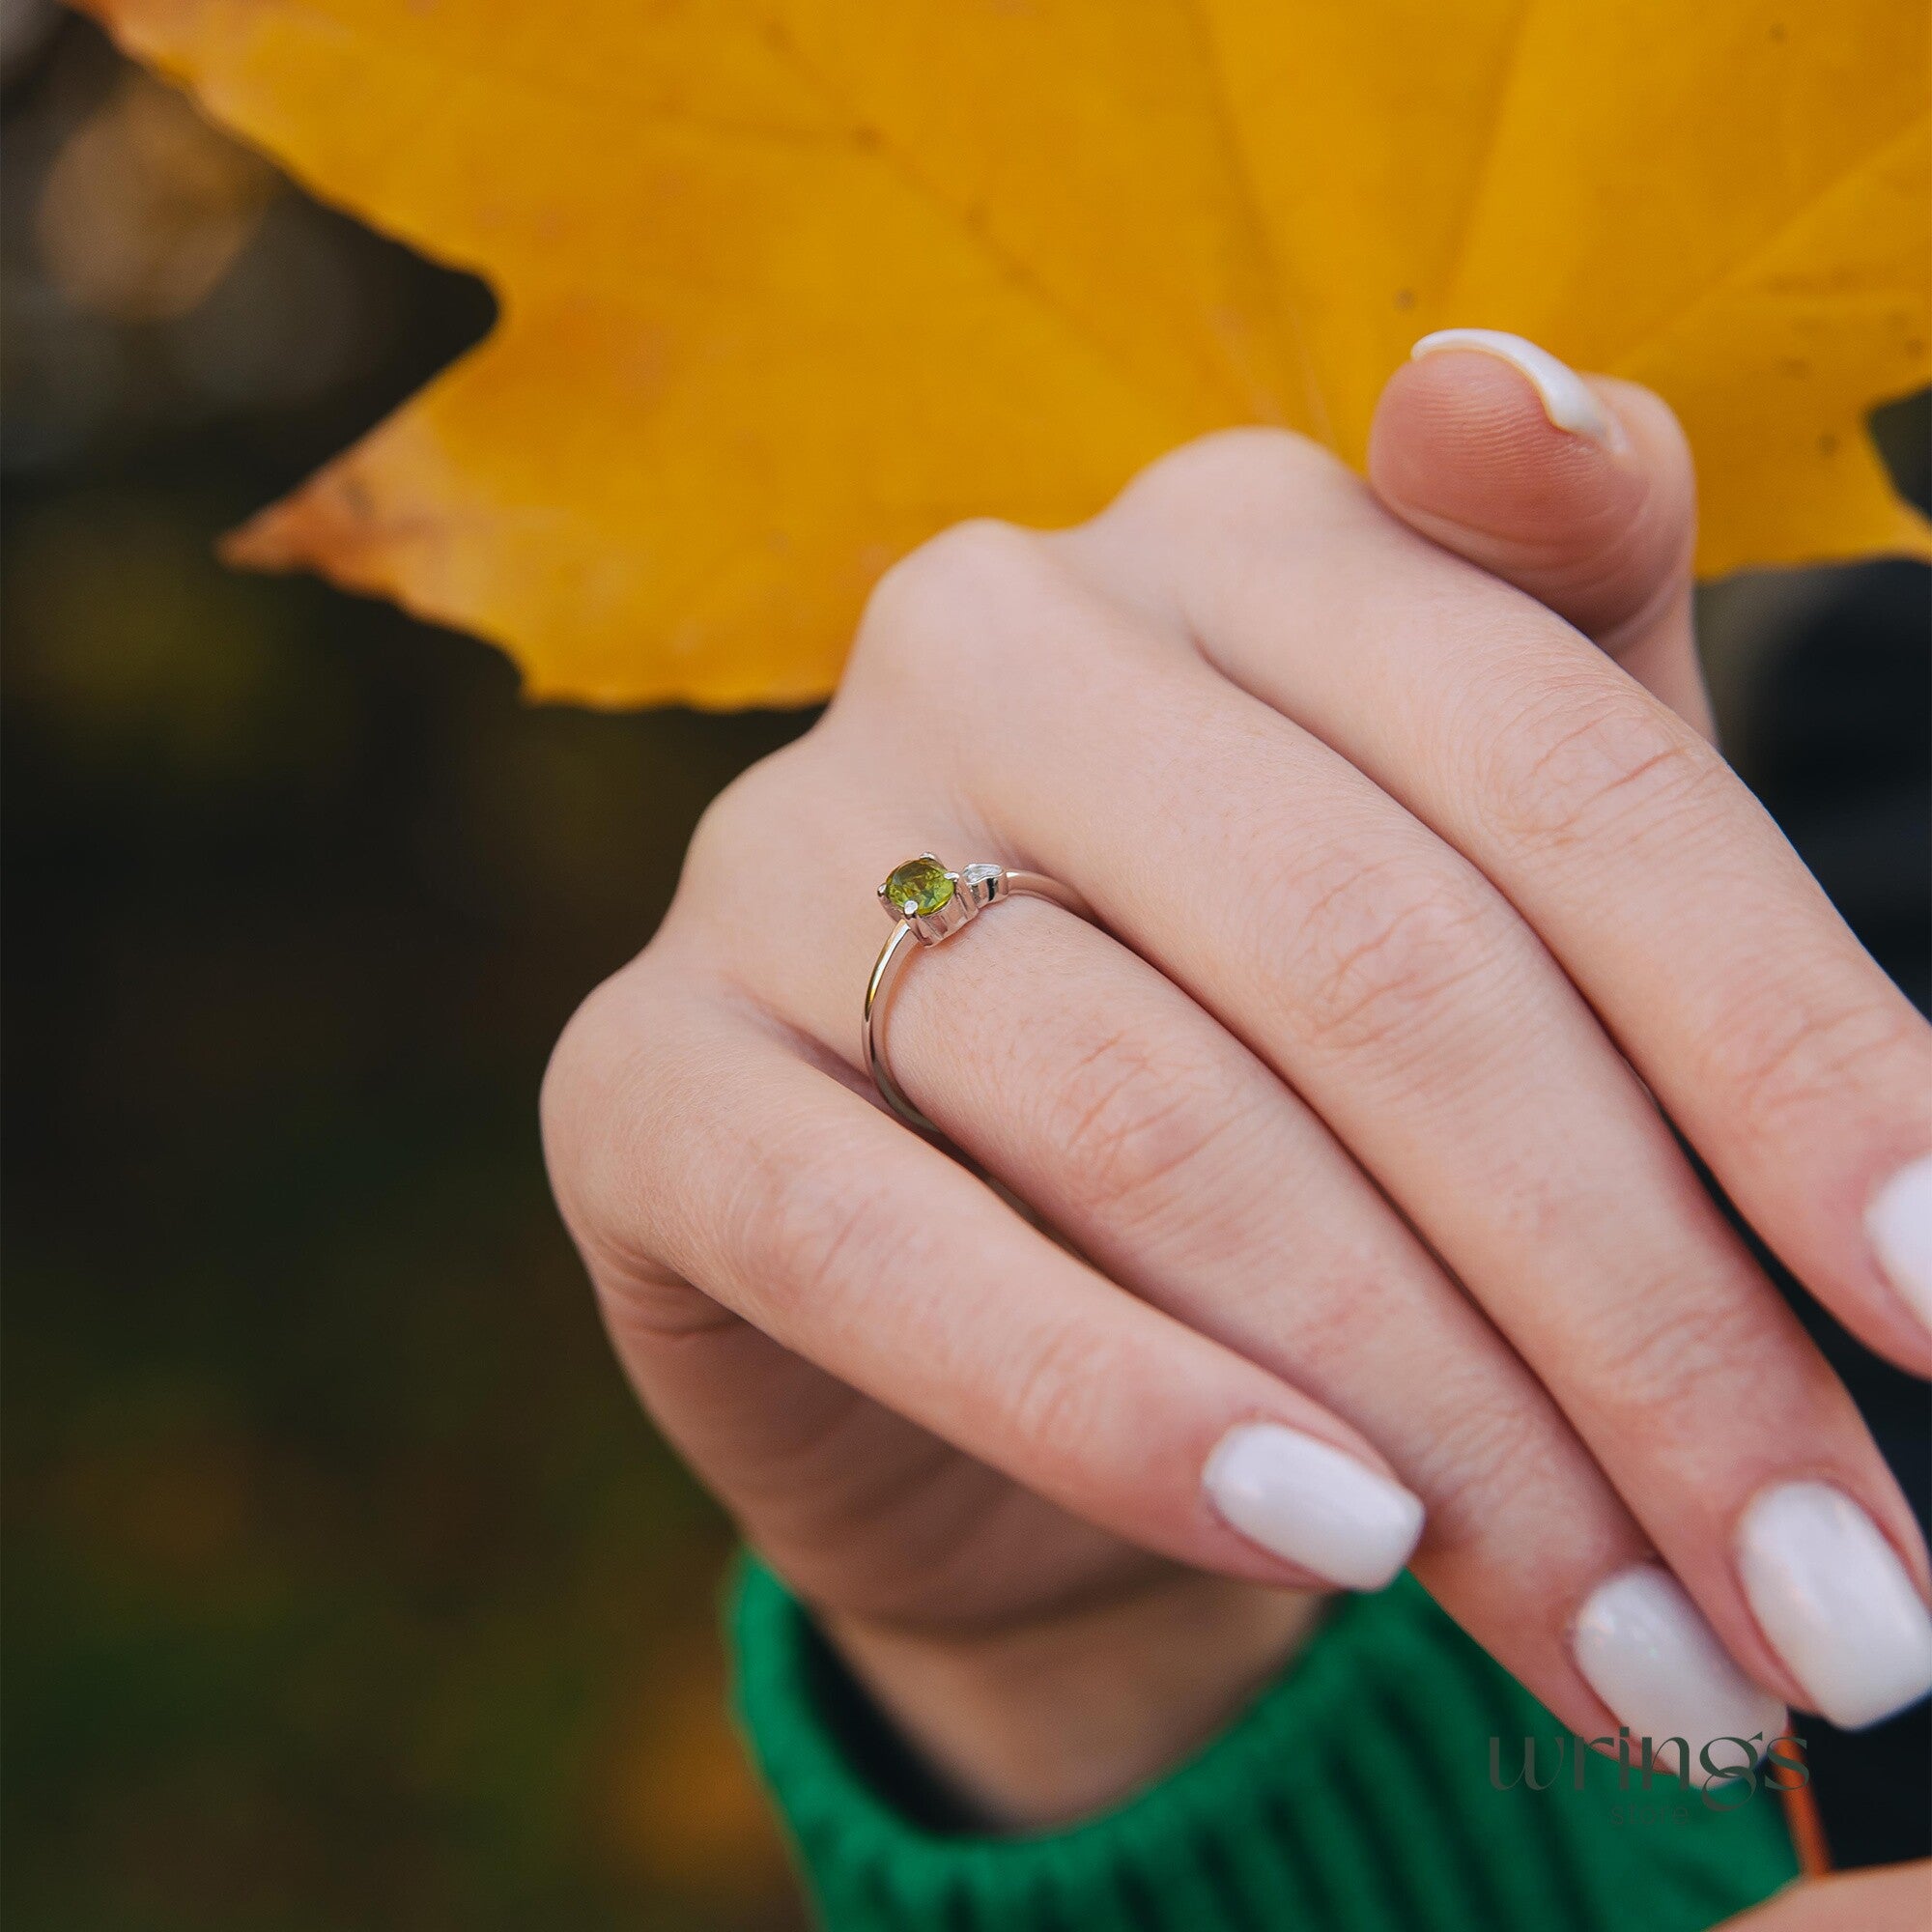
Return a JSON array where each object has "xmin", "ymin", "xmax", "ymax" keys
[{"xmin": 884, "ymin": 856, "xmax": 953, "ymax": 917}]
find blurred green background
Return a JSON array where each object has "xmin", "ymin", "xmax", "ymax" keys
[{"xmin": 3, "ymin": 11, "xmax": 1926, "ymax": 1930}]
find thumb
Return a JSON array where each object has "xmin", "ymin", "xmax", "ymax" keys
[{"xmin": 1368, "ymin": 329, "xmax": 1711, "ymax": 738}]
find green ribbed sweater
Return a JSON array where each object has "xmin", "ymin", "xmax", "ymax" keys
[{"xmin": 731, "ymin": 1560, "xmax": 1798, "ymax": 1931}]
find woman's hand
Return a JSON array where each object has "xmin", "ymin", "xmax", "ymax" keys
[{"xmin": 543, "ymin": 336, "xmax": 1932, "ymax": 1825}]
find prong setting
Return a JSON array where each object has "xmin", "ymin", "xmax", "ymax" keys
[{"xmin": 877, "ymin": 855, "xmax": 1004, "ymax": 945}]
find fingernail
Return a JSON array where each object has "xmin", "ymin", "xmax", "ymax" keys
[
  {"xmin": 1574, "ymin": 1565, "xmax": 1786, "ymax": 1778},
  {"xmin": 1410, "ymin": 327, "xmax": 1622, "ymax": 447},
  {"xmin": 1204, "ymin": 1423, "xmax": 1423, "ymax": 1591},
  {"xmin": 1868, "ymin": 1152, "xmax": 1932, "ymax": 1337},
  {"xmin": 1737, "ymin": 1482, "xmax": 1932, "ymax": 1730}
]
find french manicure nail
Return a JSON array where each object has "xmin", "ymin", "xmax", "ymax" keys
[
  {"xmin": 1204, "ymin": 1423, "xmax": 1423, "ymax": 1591},
  {"xmin": 1737, "ymin": 1482, "xmax": 1932, "ymax": 1730},
  {"xmin": 1574, "ymin": 1566, "xmax": 1786, "ymax": 1779},
  {"xmin": 1868, "ymin": 1151, "xmax": 1932, "ymax": 1338},
  {"xmin": 1410, "ymin": 327, "xmax": 1622, "ymax": 448}
]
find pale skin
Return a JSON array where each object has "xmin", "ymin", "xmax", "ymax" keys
[
  {"xmin": 1724, "ymin": 1864, "xmax": 1932, "ymax": 1929},
  {"xmin": 541, "ymin": 346, "xmax": 1932, "ymax": 1905}
]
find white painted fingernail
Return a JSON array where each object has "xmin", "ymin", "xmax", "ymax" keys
[
  {"xmin": 1410, "ymin": 328, "xmax": 1621, "ymax": 447},
  {"xmin": 1738, "ymin": 1482, "xmax": 1932, "ymax": 1730},
  {"xmin": 1868, "ymin": 1152, "xmax": 1932, "ymax": 1337},
  {"xmin": 1574, "ymin": 1566, "xmax": 1786, "ymax": 1779},
  {"xmin": 1204, "ymin": 1424, "xmax": 1423, "ymax": 1591}
]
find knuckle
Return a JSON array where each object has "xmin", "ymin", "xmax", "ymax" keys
[
  {"xmin": 1007, "ymin": 1315, "xmax": 1120, "ymax": 1463},
  {"xmin": 540, "ymin": 963, "xmax": 686, "ymax": 1266},
  {"xmin": 1037, "ymin": 1018, "xmax": 1254, "ymax": 1231},
  {"xmin": 541, "ymin": 966, "xmax": 642, "ymax": 1182},
  {"xmin": 1406, "ymin": 1387, "xmax": 1561, "ymax": 1541},
  {"xmin": 539, "ymin": 1027, "xmax": 599, "ymax": 1231},
  {"xmin": 733, "ymin": 1128, "xmax": 903, "ymax": 1318},
  {"xmin": 1705, "ymin": 984, "xmax": 1920, "ymax": 1133},
  {"xmin": 1570, "ymin": 1285, "xmax": 1770, "ymax": 1434},
  {"xmin": 680, "ymin": 733, "xmax": 824, "ymax": 895},
  {"xmin": 849, "ymin": 518, "xmax": 1057, "ymax": 688},
  {"xmin": 1276, "ymin": 846, "xmax": 1504, "ymax": 1056},
  {"xmin": 541, "ymin": 989, "xmax": 600, "ymax": 1146},
  {"xmin": 1071, "ymin": 429, "xmax": 1373, "ymax": 615},
  {"xmin": 1114, "ymin": 425, "xmax": 1349, "ymax": 522},
  {"xmin": 1481, "ymin": 671, "xmax": 1719, "ymax": 850}
]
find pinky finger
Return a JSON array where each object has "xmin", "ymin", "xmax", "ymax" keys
[{"xmin": 588, "ymin": 1010, "xmax": 1424, "ymax": 1595}]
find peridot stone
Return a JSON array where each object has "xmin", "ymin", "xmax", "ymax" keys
[{"xmin": 884, "ymin": 856, "xmax": 953, "ymax": 917}]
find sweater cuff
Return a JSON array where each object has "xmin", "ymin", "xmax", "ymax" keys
[{"xmin": 729, "ymin": 1555, "xmax": 1796, "ymax": 1932}]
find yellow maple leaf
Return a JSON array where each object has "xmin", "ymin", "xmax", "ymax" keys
[{"xmin": 77, "ymin": 0, "xmax": 1932, "ymax": 708}]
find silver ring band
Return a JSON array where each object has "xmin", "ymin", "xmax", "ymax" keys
[{"xmin": 864, "ymin": 855, "xmax": 1092, "ymax": 1134}]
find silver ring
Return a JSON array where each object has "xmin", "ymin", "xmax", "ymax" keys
[{"xmin": 864, "ymin": 854, "xmax": 1092, "ymax": 1133}]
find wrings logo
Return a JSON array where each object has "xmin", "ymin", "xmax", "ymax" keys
[{"xmin": 1490, "ymin": 1729, "xmax": 1807, "ymax": 1812}]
